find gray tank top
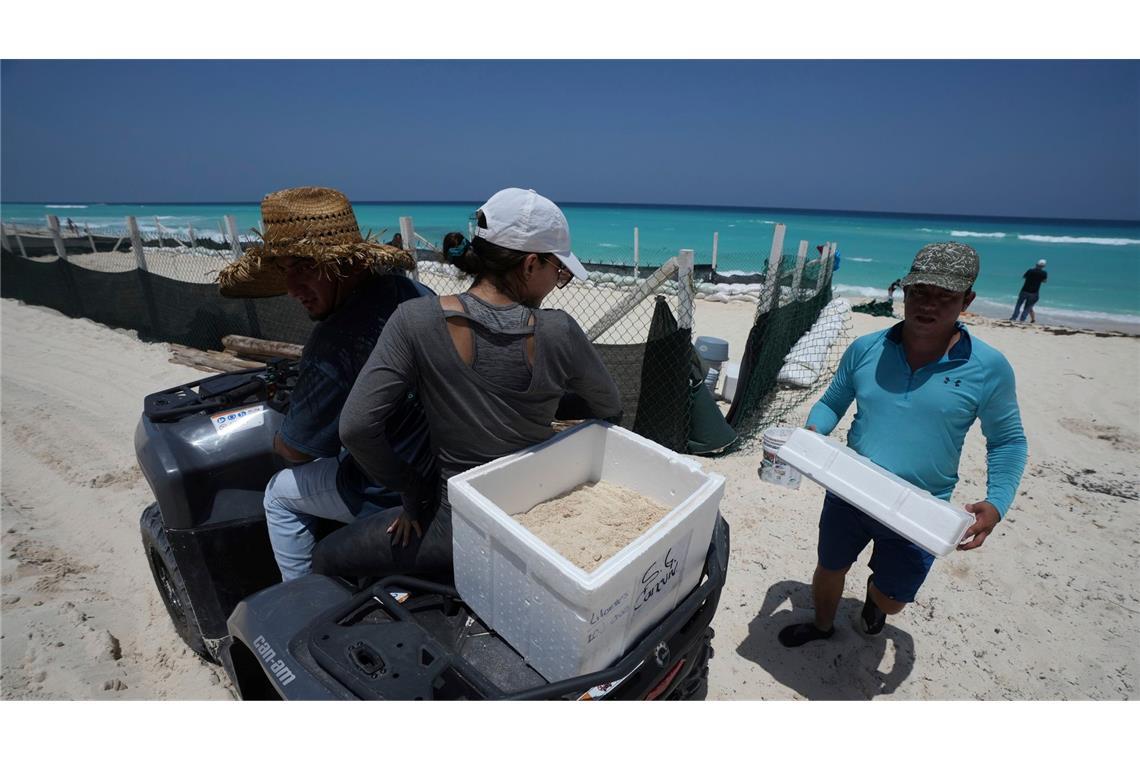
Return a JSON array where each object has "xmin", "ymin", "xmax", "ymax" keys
[{"xmin": 450, "ymin": 292, "xmax": 534, "ymax": 392}]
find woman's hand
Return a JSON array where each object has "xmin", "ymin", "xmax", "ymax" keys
[{"xmin": 386, "ymin": 510, "xmax": 423, "ymax": 548}]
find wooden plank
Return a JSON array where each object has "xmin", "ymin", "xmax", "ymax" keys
[
  {"xmin": 677, "ymin": 248, "xmax": 695, "ymax": 330},
  {"xmin": 46, "ymin": 215, "xmax": 68, "ymax": 260},
  {"xmin": 221, "ymin": 334, "xmax": 303, "ymax": 360},
  {"xmin": 761, "ymin": 224, "xmax": 786, "ymax": 313},
  {"xmin": 711, "ymin": 231, "xmax": 719, "ymax": 272},
  {"xmin": 791, "ymin": 240, "xmax": 809, "ymax": 299},
  {"xmin": 225, "ymin": 215, "xmax": 243, "ymax": 260},
  {"xmin": 633, "ymin": 226, "xmax": 640, "ymax": 279},
  {"xmin": 586, "ymin": 256, "xmax": 679, "ymax": 341},
  {"xmin": 127, "ymin": 216, "xmax": 148, "ymax": 271},
  {"xmin": 169, "ymin": 345, "xmax": 263, "ymax": 373}
]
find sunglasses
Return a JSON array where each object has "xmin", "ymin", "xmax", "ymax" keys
[{"xmin": 545, "ymin": 256, "xmax": 573, "ymax": 288}]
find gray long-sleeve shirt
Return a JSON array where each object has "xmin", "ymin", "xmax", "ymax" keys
[{"xmin": 340, "ymin": 295, "xmax": 623, "ymax": 519}]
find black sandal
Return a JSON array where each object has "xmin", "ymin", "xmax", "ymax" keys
[{"xmin": 778, "ymin": 622, "xmax": 835, "ymax": 648}]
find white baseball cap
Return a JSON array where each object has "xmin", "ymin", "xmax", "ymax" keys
[
  {"xmin": 1037, "ymin": 259, "xmax": 1047, "ymax": 267},
  {"xmin": 474, "ymin": 188, "xmax": 589, "ymax": 281}
]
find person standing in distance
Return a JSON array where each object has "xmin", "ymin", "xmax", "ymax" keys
[{"xmin": 1010, "ymin": 259, "xmax": 1048, "ymax": 322}]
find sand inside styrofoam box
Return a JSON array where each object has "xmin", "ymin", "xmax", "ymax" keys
[{"xmin": 514, "ymin": 481, "xmax": 671, "ymax": 573}]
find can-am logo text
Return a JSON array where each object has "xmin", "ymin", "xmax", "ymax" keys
[{"xmin": 253, "ymin": 635, "xmax": 296, "ymax": 687}]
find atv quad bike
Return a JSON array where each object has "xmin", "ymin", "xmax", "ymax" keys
[{"xmin": 136, "ymin": 359, "xmax": 729, "ymax": 699}]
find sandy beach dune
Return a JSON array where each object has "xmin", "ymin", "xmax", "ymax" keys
[{"xmin": 2, "ymin": 297, "xmax": 1136, "ymax": 699}]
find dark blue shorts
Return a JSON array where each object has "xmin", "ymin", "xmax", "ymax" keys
[{"xmin": 817, "ymin": 492, "xmax": 936, "ymax": 603}]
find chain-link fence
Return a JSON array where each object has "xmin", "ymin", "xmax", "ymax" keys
[{"xmin": 2, "ymin": 216, "xmax": 847, "ymax": 455}]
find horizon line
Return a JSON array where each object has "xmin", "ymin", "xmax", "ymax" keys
[{"xmin": 2, "ymin": 198, "xmax": 1137, "ymax": 226}]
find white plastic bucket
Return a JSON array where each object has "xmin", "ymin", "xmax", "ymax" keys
[{"xmin": 759, "ymin": 426, "xmax": 802, "ymax": 489}]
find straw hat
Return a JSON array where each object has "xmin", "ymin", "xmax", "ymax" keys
[{"xmin": 217, "ymin": 186, "xmax": 415, "ymax": 298}]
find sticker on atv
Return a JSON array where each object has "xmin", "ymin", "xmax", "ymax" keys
[{"xmin": 210, "ymin": 404, "xmax": 267, "ymax": 435}]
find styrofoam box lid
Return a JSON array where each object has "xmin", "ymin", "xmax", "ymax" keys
[{"xmin": 776, "ymin": 428, "xmax": 974, "ymax": 557}]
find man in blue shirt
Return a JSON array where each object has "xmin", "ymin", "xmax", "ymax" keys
[
  {"xmin": 779, "ymin": 242, "xmax": 1027, "ymax": 647},
  {"xmin": 218, "ymin": 187, "xmax": 437, "ymax": 581}
]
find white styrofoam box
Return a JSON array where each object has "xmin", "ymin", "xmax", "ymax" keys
[
  {"xmin": 449, "ymin": 421, "xmax": 725, "ymax": 683},
  {"xmin": 721, "ymin": 362, "xmax": 741, "ymax": 402},
  {"xmin": 776, "ymin": 428, "xmax": 974, "ymax": 557}
]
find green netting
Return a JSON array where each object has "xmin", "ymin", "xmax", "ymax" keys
[
  {"xmin": 2, "ymin": 220, "xmax": 845, "ymax": 456},
  {"xmin": 722, "ymin": 251, "xmax": 850, "ymax": 451}
]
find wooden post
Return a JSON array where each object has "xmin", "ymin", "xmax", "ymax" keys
[
  {"xmin": 225, "ymin": 215, "xmax": 243, "ymax": 260},
  {"xmin": 633, "ymin": 226, "xmax": 640, "ymax": 279},
  {"xmin": 154, "ymin": 217, "xmax": 164, "ymax": 247},
  {"xmin": 187, "ymin": 224, "xmax": 197, "ymax": 249},
  {"xmin": 15, "ymin": 232, "xmax": 29, "ymax": 258},
  {"xmin": 677, "ymin": 248, "xmax": 695, "ymax": 330},
  {"xmin": 46, "ymin": 215, "xmax": 69, "ymax": 260},
  {"xmin": 762, "ymin": 223, "xmax": 786, "ymax": 314},
  {"xmin": 85, "ymin": 224, "xmax": 98, "ymax": 254},
  {"xmin": 791, "ymin": 240, "xmax": 809, "ymax": 299},
  {"xmin": 399, "ymin": 216, "xmax": 419, "ymax": 281},
  {"xmin": 711, "ymin": 231, "xmax": 719, "ymax": 273},
  {"xmin": 127, "ymin": 216, "xmax": 148, "ymax": 271}
]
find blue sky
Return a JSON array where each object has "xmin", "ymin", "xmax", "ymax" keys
[{"xmin": 2, "ymin": 60, "xmax": 1137, "ymax": 220}]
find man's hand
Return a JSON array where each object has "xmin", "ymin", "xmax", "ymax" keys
[
  {"xmin": 958, "ymin": 501, "xmax": 1001, "ymax": 550},
  {"xmin": 387, "ymin": 510, "xmax": 423, "ymax": 548}
]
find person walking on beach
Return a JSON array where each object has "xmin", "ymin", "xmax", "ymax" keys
[
  {"xmin": 778, "ymin": 241, "xmax": 1028, "ymax": 648},
  {"xmin": 312, "ymin": 188, "xmax": 623, "ymax": 581},
  {"xmin": 216, "ymin": 186, "xmax": 437, "ymax": 582},
  {"xmin": 1010, "ymin": 259, "xmax": 1048, "ymax": 321}
]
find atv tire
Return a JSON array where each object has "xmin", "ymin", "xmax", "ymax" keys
[
  {"xmin": 667, "ymin": 627, "xmax": 714, "ymax": 701},
  {"xmin": 140, "ymin": 503, "xmax": 213, "ymax": 662}
]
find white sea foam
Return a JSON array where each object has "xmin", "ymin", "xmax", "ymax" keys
[
  {"xmin": 1017, "ymin": 234, "xmax": 1140, "ymax": 246},
  {"xmin": 45, "ymin": 204, "xmax": 88, "ymax": 209},
  {"xmin": 833, "ymin": 284, "xmax": 888, "ymax": 299},
  {"xmin": 950, "ymin": 230, "xmax": 1007, "ymax": 238},
  {"xmin": 848, "ymin": 257, "xmax": 874, "ymax": 263},
  {"xmin": 597, "ymin": 243, "xmax": 618, "ymax": 248},
  {"xmin": 714, "ymin": 269, "xmax": 764, "ymax": 277}
]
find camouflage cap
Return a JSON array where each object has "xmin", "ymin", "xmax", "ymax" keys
[{"xmin": 898, "ymin": 242, "xmax": 979, "ymax": 293}]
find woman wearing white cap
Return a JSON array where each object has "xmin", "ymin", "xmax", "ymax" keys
[{"xmin": 313, "ymin": 188, "xmax": 622, "ymax": 580}]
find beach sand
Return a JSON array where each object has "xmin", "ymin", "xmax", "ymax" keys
[{"xmin": 1, "ymin": 296, "xmax": 1136, "ymax": 699}]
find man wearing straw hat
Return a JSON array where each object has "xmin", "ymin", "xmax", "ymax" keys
[
  {"xmin": 779, "ymin": 242, "xmax": 1027, "ymax": 648},
  {"xmin": 218, "ymin": 186, "xmax": 437, "ymax": 582}
]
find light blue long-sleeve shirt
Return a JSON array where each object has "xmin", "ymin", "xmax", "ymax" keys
[{"xmin": 805, "ymin": 322, "xmax": 1027, "ymax": 517}]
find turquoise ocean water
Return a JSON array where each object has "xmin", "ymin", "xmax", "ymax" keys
[{"xmin": 3, "ymin": 201, "xmax": 1138, "ymax": 330}]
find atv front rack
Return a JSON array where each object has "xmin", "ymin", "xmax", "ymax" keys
[{"xmin": 295, "ymin": 515, "xmax": 729, "ymax": 700}]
